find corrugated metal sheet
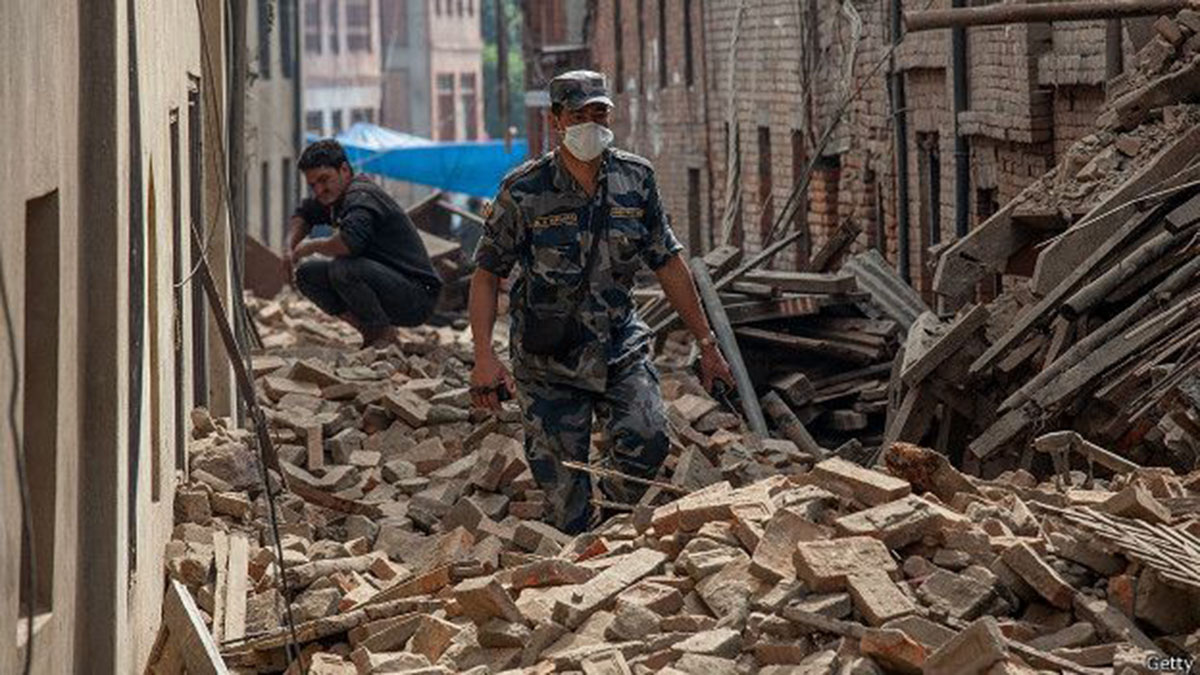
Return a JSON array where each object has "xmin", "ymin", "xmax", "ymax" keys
[{"xmin": 842, "ymin": 250, "xmax": 929, "ymax": 331}]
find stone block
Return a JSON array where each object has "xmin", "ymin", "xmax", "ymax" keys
[
  {"xmin": 1000, "ymin": 543, "xmax": 1075, "ymax": 610},
  {"xmin": 453, "ymin": 575, "xmax": 526, "ymax": 625},
  {"xmin": 794, "ymin": 536, "xmax": 899, "ymax": 593},
  {"xmin": 923, "ymin": 616, "xmax": 1008, "ymax": 675},
  {"xmin": 810, "ymin": 457, "xmax": 911, "ymax": 506},
  {"xmin": 750, "ymin": 507, "xmax": 824, "ymax": 583},
  {"xmin": 860, "ymin": 627, "xmax": 926, "ymax": 674},
  {"xmin": 834, "ymin": 494, "xmax": 964, "ymax": 549},
  {"xmin": 847, "ymin": 572, "xmax": 916, "ymax": 626}
]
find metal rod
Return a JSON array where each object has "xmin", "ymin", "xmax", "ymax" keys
[
  {"xmin": 906, "ymin": 0, "xmax": 1193, "ymax": 32},
  {"xmin": 688, "ymin": 257, "xmax": 770, "ymax": 435},
  {"xmin": 561, "ymin": 460, "xmax": 690, "ymax": 495}
]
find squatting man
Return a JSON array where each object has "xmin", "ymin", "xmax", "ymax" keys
[
  {"xmin": 468, "ymin": 70, "xmax": 737, "ymax": 534},
  {"xmin": 283, "ymin": 140, "xmax": 443, "ymax": 348}
]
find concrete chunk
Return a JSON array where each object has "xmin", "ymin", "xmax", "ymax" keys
[{"xmin": 794, "ymin": 536, "xmax": 898, "ymax": 592}]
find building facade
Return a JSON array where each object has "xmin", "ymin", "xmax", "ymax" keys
[
  {"xmin": 585, "ymin": 1, "xmax": 1139, "ymax": 299},
  {"xmin": 301, "ymin": 0, "xmax": 383, "ymax": 137},
  {"xmin": 379, "ymin": 0, "xmax": 486, "ymax": 142},
  {"xmin": 0, "ymin": 0, "xmax": 241, "ymax": 672},
  {"xmin": 248, "ymin": 0, "xmax": 303, "ymax": 250}
]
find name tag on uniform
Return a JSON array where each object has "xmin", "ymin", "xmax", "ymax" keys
[
  {"xmin": 611, "ymin": 206, "xmax": 645, "ymax": 220},
  {"xmin": 532, "ymin": 212, "xmax": 579, "ymax": 228}
]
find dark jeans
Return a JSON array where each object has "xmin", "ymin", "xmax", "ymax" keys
[{"xmin": 295, "ymin": 256, "xmax": 438, "ymax": 329}]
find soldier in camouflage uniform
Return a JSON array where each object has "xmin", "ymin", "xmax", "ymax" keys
[{"xmin": 468, "ymin": 71, "xmax": 735, "ymax": 534}]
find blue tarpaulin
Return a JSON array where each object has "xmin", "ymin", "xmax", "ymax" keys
[{"xmin": 311, "ymin": 123, "xmax": 529, "ymax": 199}]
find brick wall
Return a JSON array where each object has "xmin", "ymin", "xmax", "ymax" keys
[{"xmin": 582, "ymin": 0, "xmax": 1118, "ymax": 298}]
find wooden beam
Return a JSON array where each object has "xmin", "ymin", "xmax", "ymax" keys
[
  {"xmin": 164, "ymin": 580, "xmax": 229, "ymax": 675},
  {"xmin": 1032, "ymin": 133, "xmax": 1200, "ymax": 295},
  {"xmin": 305, "ymin": 425, "xmax": 324, "ymax": 474},
  {"xmin": 736, "ymin": 327, "xmax": 881, "ymax": 364},
  {"xmin": 900, "ymin": 304, "xmax": 989, "ymax": 387},
  {"xmin": 906, "ymin": 0, "xmax": 1191, "ymax": 32},
  {"xmin": 740, "ymin": 270, "xmax": 858, "ymax": 294},
  {"xmin": 760, "ymin": 392, "xmax": 826, "ymax": 458}
]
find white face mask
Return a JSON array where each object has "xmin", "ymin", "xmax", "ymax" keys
[{"xmin": 562, "ymin": 122, "xmax": 614, "ymax": 161}]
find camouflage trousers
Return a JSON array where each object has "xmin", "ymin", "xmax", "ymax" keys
[{"xmin": 515, "ymin": 355, "xmax": 670, "ymax": 534}]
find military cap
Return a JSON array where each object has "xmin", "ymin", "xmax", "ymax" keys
[{"xmin": 549, "ymin": 70, "xmax": 614, "ymax": 110}]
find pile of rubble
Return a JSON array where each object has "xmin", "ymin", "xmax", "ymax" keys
[
  {"xmin": 909, "ymin": 9, "xmax": 1200, "ymax": 479},
  {"xmin": 153, "ymin": 291, "xmax": 1200, "ymax": 674}
]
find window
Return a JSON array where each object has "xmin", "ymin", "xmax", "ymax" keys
[
  {"xmin": 350, "ymin": 107, "xmax": 376, "ymax": 124},
  {"xmin": 918, "ymin": 133, "xmax": 941, "ymax": 246},
  {"xmin": 261, "ymin": 161, "xmax": 271, "ymax": 243},
  {"xmin": 658, "ymin": 0, "xmax": 667, "ymax": 89},
  {"xmin": 757, "ymin": 126, "xmax": 773, "ymax": 245},
  {"xmin": 381, "ymin": 0, "xmax": 408, "ymax": 48},
  {"xmin": 258, "ymin": 0, "xmax": 272, "ymax": 79},
  {"xmin": 21, "ymin": 189, "xmax": 60, "ymax": 616},
  {"xmin": 437, "ymin": 72, "xmax": 456, "ymax": 140},
  {"xmin": 683, "ymin": 0, "xmax": 694, "ymax": 86},
  {"xmin": 329, "ymin": 0, "xmax": 340, "ymax": 53},
  {"xmin": 347, "ymin": 0, "xmax": 371, "ymax": 52},
  {"xmin": 614, "ymin": 0, "xmax": 624, "ymax": 94},
  {"xmin": 468, "ymin": 0, "xmax": 474, "ymax": 15},
  {"xmin": 304, "ymin": 0, "xmax": 322, "ymax": 53},
  {"xmin": 457, "ymin": 0, "xmax": 464, "ymax": 16},
  {"xmin": 281, "ymin": 0, "xmax": 296, "ymax": 77},
  {"xmin": 791, "ymin": 129, "xmax": 810, "ymax": 266},
  {"xmin": 435, "ymin": 0, "xmax": 441, "ymax": 16},
  {"xmin": 306, "ymin": 110, "xmax": 324, "ymax": 136},
  {"xmin": 331, "ymin": 109, "xmax": 344, "ymax": 134},
  {"xmin": 688, "ymin": 168, "xmax": 702, "ymax": 255},
  {"xmin": 461, "ymin": 73, "xmax": 478, "ymax": 140}
]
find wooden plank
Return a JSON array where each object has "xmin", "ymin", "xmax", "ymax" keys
[
  {"xmin": 933, "ymin": 201, "xmax": 1030, "ymax": 305},
  {"xmin": 727, "ymin": 280, "xmax": 781, "ymax": 298},
  {"xmin": 1041, "ymin": 316, "xmax": 1075, "ymax": 370},
  {"xmin": 1061, "ymin": 228, "xmax": 1188, "ymax": 319},
  {"xmin": 740, "ymin": 270, "xmax": 858, "ymax": 294},
  {"xmin": 808, "ymin": 218, "xmax": 862, "ymax": 272},
  {"xmin": 736, "ymin": 327, "xmax": 880, "ymax": 364},
  {"xmin": 970, "ymin": 203, "xmax": 1165, "ymax": 376},
  {"xmin": 809, "ymin": 363, "xmax": 895, "ymax": 390},
  {"xmin": 280, "ymin": 461, "xmax": 384, "ymax": 518},
  {"xmin": 760, "ymin": 391, "xmax": 825, "ymax": 458},
  {"xmin": 810, "ymin": 317, "xmax": 899, "ymax": 337},
  {"xmin": 723, "ymin": 295, "xmax": 826, "ymax": 325},
  {"xmin": 1032, "ymin": 132, "xmax": 1200, "ymax": 295},
  {"xmin": 224, "ymin": 532, "xmax": 249, "ymax": 642},
  {"xmin": 211, "ymin": 530, "xmax": 229, "ymax": 644},
  {"xmin": 997, "ymin": 333, "xmax": 1046, "ymax": 375},
  {"xmin": 703, "ymin": 244, "xmax": 744, "ymax": 278},
  {"xmin": 163, "ymin": 579, "xmax": 229, "ymax": 675},
  {"xmin": 768, "ymin": 371, "xmax": 816, "ymax": 407},
  {"xmin": 900, "ymin": 305, "xmax": 989, "ymax": 387}
]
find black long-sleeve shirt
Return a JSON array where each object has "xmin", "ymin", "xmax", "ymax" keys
[{"xmin": 294, "ymin": 175, "xmax": 443, "ymax": 292}]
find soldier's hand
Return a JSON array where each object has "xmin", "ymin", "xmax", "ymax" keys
[
  {"xmin": 470, "ymin": 351, "xmax": 516, "ymax": 411},
  {"xmin": 698, "ymin": 342, "xmax": 735, "ymax": 394}
]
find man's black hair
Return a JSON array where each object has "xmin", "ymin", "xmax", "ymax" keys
[
  {"xmin": 551, "ymin": 102, "xmax": 564, "ymax": 116},
  {"xmin": 298, "ymin": 139, "xmax": 351, "ymax": 172}
]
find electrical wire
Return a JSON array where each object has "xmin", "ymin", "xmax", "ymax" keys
[{"xmin": 0, "ymin": 247, "xmax": 36, "ymax": 675}]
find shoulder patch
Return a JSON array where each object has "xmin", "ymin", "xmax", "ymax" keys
[
  {"xmin": 610, "ymin": 148, "xmax": 655, "ymax": 171},
  {"xmin": 500, "ymin": 152, "xmax": 553, "ymax": 188}
]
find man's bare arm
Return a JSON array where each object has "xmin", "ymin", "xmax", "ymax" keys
[
  {"xmin": 468, "ymin": 268, "xmax": 515, "ymax": 409},
  {"xmin": 654, "ymin": 254, "xmax": 735, "ymax": 390},
  {"xmin": 293, "ymin": 232, "xmax": 353, "ymax": 258}
]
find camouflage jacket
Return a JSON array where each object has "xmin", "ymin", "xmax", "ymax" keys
[{"xmin": 474, "ymin": 148, "xmax": 684, "ymax": 392}]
